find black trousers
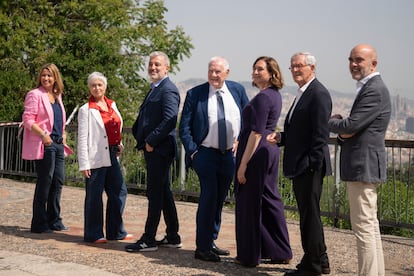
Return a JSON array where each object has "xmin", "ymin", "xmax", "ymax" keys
[
  {"xmin": 292, "ymin": 167, "xmax": 329, "ymax": 274},
  {"xmin": 141, "ymin": 150, "xmax": 180, "ymax": 243}
]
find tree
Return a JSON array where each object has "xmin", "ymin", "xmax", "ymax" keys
[{"xmin": 0, "ymin": 0, "xmax": 193, "ymax": 125}]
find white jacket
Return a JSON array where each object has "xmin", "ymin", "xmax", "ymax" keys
[{"xmin": 77, "ymin": 101, "xmax": 123, "ymax": 171}]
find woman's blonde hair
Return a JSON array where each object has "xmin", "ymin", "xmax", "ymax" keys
[{"xmin": 37, "ymin": 63, "xmax": 64, "ymax": 94}]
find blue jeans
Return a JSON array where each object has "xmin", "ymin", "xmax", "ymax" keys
[
  {"xmin": 84, "ymin": 150, "xmax": 128, "ymax": 242},
  {"xmin": 32, "ymin": 142, "xmax": 65, "ymax": 232}
]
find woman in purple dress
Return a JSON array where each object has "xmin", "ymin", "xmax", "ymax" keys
[{"xmin": 235, "ymin": 56, "xmax": 292, "ymax": 267}]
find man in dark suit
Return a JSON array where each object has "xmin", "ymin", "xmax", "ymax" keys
[
  {"xmin": 273, "ymin": 52, "xmax": 332, "ymax": 276},
  {"xmin": 329, "ymin": 44, "xmax": 390, "ymax": 276},
  {"xmin": 125, "ymin": 51, "xmax": 181, "ymax": 252},
  {"xmin": 179, "ymin": 56, "xmax": 249, "ymax": 262}
]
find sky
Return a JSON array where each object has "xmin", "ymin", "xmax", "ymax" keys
[{"xmin": 163, "ymin": 0, "xmax": 413, "ymax": 99}]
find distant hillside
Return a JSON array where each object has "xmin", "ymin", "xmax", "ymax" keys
[
  {"xmin": 175, "ymin": 78, "xmax": 356, "ymax": 101},
  {"xmin": 175, "ymin": 78, "xmax": 414, "ymax": 110}
]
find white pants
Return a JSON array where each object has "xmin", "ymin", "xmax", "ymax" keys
[{"xmin": 347, "ymin": 181, "xmax": 385, "ymax": 276}]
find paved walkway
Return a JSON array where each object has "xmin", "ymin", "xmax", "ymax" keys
[{"xmin": 0, "ymin": 178, "xmax": 413, "ymax": 275}]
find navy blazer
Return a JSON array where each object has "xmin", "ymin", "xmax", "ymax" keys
[
  {"xmin": 279, "ymin": 78, "xmax": 332, "ymax": 178},
  {"xmin": 329, "ymin": 75, "xmax": 391, "ymax": 183},
  {"xmin": 132, "ymin": 77, "xmax": 180, "ymax": 158},
  {"xmin": 179, "ymin": 80, "xmax": 249, "ymax": 167}
]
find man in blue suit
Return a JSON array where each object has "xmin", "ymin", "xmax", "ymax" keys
[
  {"xmin": 126, "ymin": 51, "xmax": 181, "ymax": 252},
  {"xmin": 179, "ymin": 56, "xmax": 249, "ymax": 262}
]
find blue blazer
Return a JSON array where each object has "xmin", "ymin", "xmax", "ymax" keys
[
  {"xmin": 132, "ymin": 77, "xmax": 180, "ymax": 158},
  {"xmin": 179, "ymin": 80, "xmax": 249, "ymax": 167},
  {"xmin": 279, "ymin": 78, "xmax": 332, "ymax": 178}
]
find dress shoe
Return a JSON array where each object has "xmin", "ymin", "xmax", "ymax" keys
[
  {"xmin": 234, "ymin": 257, "xmax": 257, "ymax": 268},
  {"xmin": 31, "ymin": 228, "xmax": 53, "ymax": 233},
  {"xmin": 211, "ymin": 245, "xmax": 230, "ymax": 256},
  {"xmin": 321, "ymin": 261, "xmax": 330, "ymax": 274},
  {"xmin": 194, "ymin": 249, "xmax": 221, "ymax": 262}
]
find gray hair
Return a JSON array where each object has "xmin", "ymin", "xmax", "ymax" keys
[
  {"xmin": 87, "ymin": 72, "xmax": 107, "ymax": 88},
  {"xmin": 149, "ymin": 51, "xmax": 170, "ymax": 66},
  {"xmin": 291, "ymin": 52, "xmax": 317, "ymax": 66},
  {"xmin": 209, "ymin": 56, "xmax": 230, "ymax": 71}
]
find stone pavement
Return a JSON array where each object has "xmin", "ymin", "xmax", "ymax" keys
[{"xmin": 0, "ymin": 177, "xmax": 413, "ymax": 275}]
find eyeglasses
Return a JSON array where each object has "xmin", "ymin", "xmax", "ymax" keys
[{"xmin": 289, "ymin": 64, "xmax": 310, "ymax": 70}]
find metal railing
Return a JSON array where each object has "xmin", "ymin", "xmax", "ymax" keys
[{"xmin": 1, "ymin": 123, "xmax": 413, "ymax": 230}]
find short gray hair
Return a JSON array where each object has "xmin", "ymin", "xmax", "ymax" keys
[
  {"xmin": 149, "ymin": 51, "xmax": 170, "ymax": 66},
  {"xmin": 209, "ymin": 56, "xmax": 230, "ymax": 71},
  {"xmin": 87, "ymin": 72, "xmax": 107, "ymax": 88},
  {"xmin": 291, "ymin": 52, "xmax": 317, "ymax": 66}
]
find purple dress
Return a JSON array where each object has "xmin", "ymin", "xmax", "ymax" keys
[{"xmin": 235, "ymin": 87, "xmax": 292, "ymax": 266}]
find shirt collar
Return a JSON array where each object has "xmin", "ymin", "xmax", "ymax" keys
[
  {"xmin": 151, "ymin": 76, "xmax": 168, "ymax": 89},
  {"xmin": 298, "ymin": 77, "xmax": 315, "ymax": 94},
  {"xmin": 356, "ymin": 72, "xmax": 380, "ymax": 93},
  {"xmin": 209, "ymin": 82, "xmax": 229, "ymax": 95}
]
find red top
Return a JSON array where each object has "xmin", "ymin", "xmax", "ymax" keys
[{"xmin": 88, "ymin": 96, "xmax": 121, "ymax": 145}]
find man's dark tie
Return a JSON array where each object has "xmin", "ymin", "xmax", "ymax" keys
[{"xmin": 216, "ymin": 90, "xmax": 227, "ymax": 152}]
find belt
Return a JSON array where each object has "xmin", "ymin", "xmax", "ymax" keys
[
  {"xmin": 201, "ymin": 146, "xmax": 232, "ymax": 155},
  {"xmin": 50, "ymin": 135, "xmax": 63, "ymax": 144}
]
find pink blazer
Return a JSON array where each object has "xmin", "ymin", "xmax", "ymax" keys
[{"xmin": 22, "ymin": 86, "xmax": 71, "ymax": 160}]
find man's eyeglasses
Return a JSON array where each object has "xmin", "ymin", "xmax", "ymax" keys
[{"xmin": 289, "ymin": 64, "xmax": 310, "ymax": 70}]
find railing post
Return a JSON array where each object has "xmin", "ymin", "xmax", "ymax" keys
[
  {"xmin": 179, "ymin": 144, "xmax": 186, "ymax": 192},
  {"xmin": 0, "ymin": 126, "xmax": 4, "ymax": 175},
  {"xmin": 333, "ymin": 143, "xmax": 341, "ymax": 228}
]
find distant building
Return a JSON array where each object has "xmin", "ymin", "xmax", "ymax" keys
[{"xmin": 406, "ymin": 117, "xmax": 414, "ymax": 133}]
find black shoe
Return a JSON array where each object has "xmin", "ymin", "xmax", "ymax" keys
[
  {"xmin": 194, "ymin": 249, "xmax": 221, "ymax": 262},
  {"xmin": 234, "ymin": 257, "xmax": 257, "ymax": 268},
  {"xmin": 156, "ymin": 236, "xmax": 182, "ymax": 248},
  {"xmin": 125, "ymin": 240, "xmax": 158, "ymax": 253},
  {"xmin": 211, "ymin": 245, "xmax": 230, "ymax": 256},
  {"xmin": 321, "ymin": 264, "xmax": 331, "ymax": 274},
  {"xmin": 296, "ymin": 261, "xmax": 330, "ymax": 274}
]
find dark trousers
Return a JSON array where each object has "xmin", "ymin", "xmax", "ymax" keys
[
  {"xmin": 142, "ymin": 150, "xmax": 179, "ymax": 243},
  {"xmin": 84, "ymin": 150, "xmax": 128, "ymax": 242},
  {"xmin": 292, "ymin": 167, "xmax": 329, "ymax": 274},
  {"xmin": 32, "ymin": 143, "xmax": 65, "ymax": 232},
  {"xmin": 192, "ymin": 146, "xmax": 234, "ymax": 251}
]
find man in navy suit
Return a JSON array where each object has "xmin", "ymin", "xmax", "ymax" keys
[
  {"xmin": 273, "ymin": 52, "xmax": 332, "ymax": 276},
  {"xmin": 126, "ymin": 51, "xmax": 181, "ymax": 252},
  {"xmin": 329, "ymin": 44, "xmax": 390, "ymax": 276},
  {"xmin": 179, "ymin": 56, "xmax": 249, "ymax": 262}
]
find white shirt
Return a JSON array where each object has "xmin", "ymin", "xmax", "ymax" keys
[
  {"xmin": 356, "ymin": 72, "xmax": 380, "ymax": 93},
  {"xmin": 289, "ymin": 77, "xmax": 315, "ymax": 121},
  {"xmin": 202, "ymin": 83, "xmax": 241, "ymax": 150}
]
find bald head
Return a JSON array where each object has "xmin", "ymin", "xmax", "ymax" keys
[{"xmin": 348, "ymin": 44, "xmax": 378, "ymax": 81}]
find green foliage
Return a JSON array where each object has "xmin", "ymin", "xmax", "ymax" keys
[{"xmin": 0, "ymin": 0, "xmax": 193, "ymax": 125}]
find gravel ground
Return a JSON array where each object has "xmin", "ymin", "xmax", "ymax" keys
[{"xmin": 1, "ymin": 178, "xmax": 413, "ymax": 275}]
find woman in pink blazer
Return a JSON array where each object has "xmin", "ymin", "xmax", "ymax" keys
[{"xmin": 22, "ymin": 63, "xmax": 72, "ymax": 233}]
